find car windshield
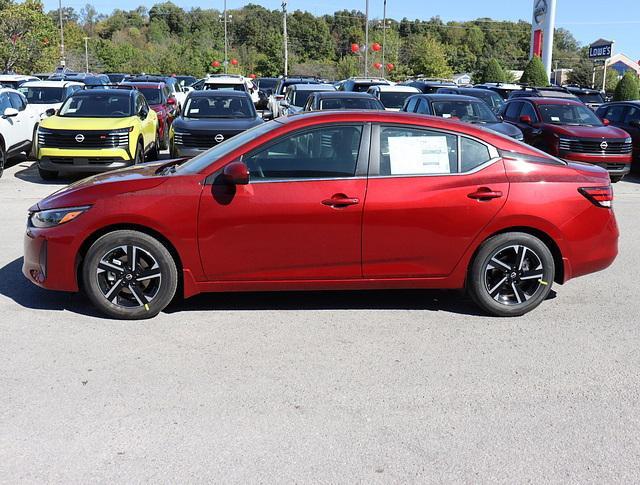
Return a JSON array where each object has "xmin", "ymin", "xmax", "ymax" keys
[
  {"xmin": 20, "ymin": 87, "xmax": 66, "ymax": 104},
  {"xmin": 538, "ymin": 103, "xmax": 603, "ymax": 126},
  {"xmin": 258, "ymin": 78, "xmax": 278, "ymax": 90},
  {"xmin": 177, "ymin": 76, "xmax": 196, "ymax": 86},
  {"xmin": 184, "ymin": 95, "xmax": 254, "ymax": 118},
  {"xmin": 576, "ymin": 92, "xmax": 605, "ymax": 104},
  {"xmin": 319, "ymin": 97, "xmax": 383, "ymax": 110},
  {"xmin": 432, "ymin": 100, "xmax": 498, "ymax": 123},
  {"xmin": 205, "ymin": 83, "xmax": 245, "ymax": 92},
  {"xmin": 1, "ymin": 81, "xmax": 20, "ymax": 89},
  {"xmin": 176, "ymin": 122, "xmax": 276, "ymax": 174},
  {"xmin": 137, "ymin": 87, "xmax": 162, "ymax": 105},
  {"xmin": 58, "ymin": 93, "xmax": 133, "ymax": 117},
  {"xmin": 379, "ymin": 91, "xmax": 417, "ymax": 109}
]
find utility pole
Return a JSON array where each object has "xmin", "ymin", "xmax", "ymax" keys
[
  {"xmin": 219, "ymin": 0, "xmax": 230, "ymax": 74},
  {"xmin": 282, "ymin": 0, "xmax": 288, "ymax": 77},
  {"xmin": 364, "ymin": 0, "xmax": 369, "ymax": 77},
  {"xmin": 58, "ymin": 0, "xmax": 65, "ymax": 67},
  {"xmin": 83, "ymin": 37, "xmax": 89, "ymax": 73},
  {"xmin": 381, "ymin": 0, "xmax": 387, "ymax": 77}
]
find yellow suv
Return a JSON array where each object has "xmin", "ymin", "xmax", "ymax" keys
[{"xmin": 35, "ymin": 87, "xmax": 159, "ymax": 179}]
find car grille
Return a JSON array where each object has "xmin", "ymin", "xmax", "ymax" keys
[
  {"xmin": 174, "ymin": 131, "xmax": 241, "ymax": 149},
  {"xmin": 558, "ymin": 137, "xmax": 632, "ymax": 155},
  {"xmin": 38, "ymin": 129, "xmax": 129, "ymax": 149}
]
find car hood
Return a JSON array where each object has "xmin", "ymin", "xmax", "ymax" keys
[
  {"xmin": 477, "ymin": 121, "xmax": 523, "ymax": 138},
  {"xmin": 39, "ymin": 115, "xmax": 138, "ymax": 131},
  {"xmin": 543, "ymin": 123, "xmax": 630, "ymax": 139},
  {"xmin": 33, "ymin": 161, "xmax": 179, "ymax": 211},
  {"xmin": 173, "ymin": 116, "xmax": 262, "ymax": 132},
  {"xmin": 26, "ymin": 103, "xmax": 62, "ymax": 116}
]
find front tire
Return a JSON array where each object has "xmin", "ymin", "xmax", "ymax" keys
[
  {"xmin": 147, "ymin": 133, "xmax": 160, "ymax": 161},
  {"xmin": 82, "ymin": 230, "xmax": 178, "ymax": 320},
  {"xmin": 468, "ymin": 232, "xmax": 555, "ymax": 317},
  {"xmin": 0, "ymin": 142, "xmax": 6, "ymax": 178},
  {"xmin": 133, "ymin": 142, "xmax": 144, "ymax": 165}
]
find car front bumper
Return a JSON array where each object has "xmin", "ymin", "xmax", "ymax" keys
[
  {"xmin": 23, "ymin": 225, "xmax": 79, "ymax": 292},
  {"xmin": 172, "ymin": 145, "xmax": 209, "ymax": 158},
  {"xmin": 560, "ymin": 152, "xmax": 631, "ymax": 176},
  {"xmin": 38, "ymin": 147, "xmax": 134, "ymax": 173}
]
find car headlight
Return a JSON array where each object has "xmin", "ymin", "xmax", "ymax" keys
[
  {"xmin": 29, "ymin": 206, "xmax": 91, "ymax": 228},
  {"xmin": 108, "ymin": 127, "xmax": 134, "ymax": 134},
  {"xmin": 625, "ymin": 137, "xmax": 632, "ymax": 144}
]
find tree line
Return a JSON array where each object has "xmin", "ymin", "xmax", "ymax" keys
[{"xmin": 0, "ymin": 0, "xmax": 626, "ymax": 90}]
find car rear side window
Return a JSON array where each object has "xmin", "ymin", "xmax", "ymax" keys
[
  {"xmin": 378, "ymin": 126, "xmax": 458, "ymax": 175},
  {"xmin": 602, "ymin": 105, "xmax": 626, "ymax": 123},
  {"xmin": 245, "ymin": 125, "xmax": 363, "ymax": 180},
  {"xmin": 377, "ymin": 126, "xmax": 496, "ymax": 177},
  {"xmin": 624, "ymin": 106, "xmax": 640, "ymax": 124}
]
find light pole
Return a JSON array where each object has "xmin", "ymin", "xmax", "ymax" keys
[
  {"xmin": 83, "ymin": 37, "xmax": 89, "ymax": 72},
  {"xmin": 219, "ymin": 0, "xmax": 232, "ymax": 74},
  {"xmin": 364, "ymin": 0, "xmax": 369, "ymax": 76},
  {"xmin": 58, "ymin": 0, "xmax": 65, "ymax": 67},
  {"xmin": 282, "ymin": 1, "xmax": 288, "ymax": 77},
  {"xmin": 381, "ymin": 0, "xmax": 387, "ymax": 77}
]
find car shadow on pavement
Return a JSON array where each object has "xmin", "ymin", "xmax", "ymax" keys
[
  {"xmin": 13, "ymin": 160, "xmax": 85, "ymax": 186},
  {"xmin": 166, "ymin": 288, "xmax": 489, "ymax": 316},
  {"xmin": 0, "ymin": 257, "xmax": 105, "ymax": 318}
]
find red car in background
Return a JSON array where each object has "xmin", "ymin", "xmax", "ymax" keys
[
  {"xmin": 500, "ymin": 97, "xmax": 633, "ymax": 182},
  {"xmin": 23, "ymin": 111, "xmax": 618, "ymax": 320},
  {"xmin": 120, "ymin": 81, "xmax": 178, "ymax": 150}
]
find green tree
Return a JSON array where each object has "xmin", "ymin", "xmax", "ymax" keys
[
  {"xmin": 613, "ymin": 71, "xmax": 640, "ymax": 101},
  {"xmin": 480, "ymin": 58, "xmax": 506, "ymax": 83},
  {"xmin": 403, "ymin": 34, "xmax": 452, "ymax": 78},
  {"xmin": 0, "ymin": 0, "xmax": 57, "ymax": 72},
  {"xmin": 520, "ymin": 56, "xmax": 549, "ymax": 86}
]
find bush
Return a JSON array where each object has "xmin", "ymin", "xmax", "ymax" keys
[
  {"xmin": 481, "ymin": 59, "xmax": 506, "ymax": 83},
  {"xmin": 520, "ymin": 56, "xmax": 549, "ymax": 87},
  {"xmin": 613, "ymin": 71, "xmax": 640, "ymax": 101}
]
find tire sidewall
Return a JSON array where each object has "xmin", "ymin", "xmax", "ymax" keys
[
  {"xmin": 82, "ymin": 230, "xmax": 178, "ymax": 320},
  {"xmin": 469, "ymin": 232, "xmax": 555, "ymax": 317},
  {"xmin": 0, "ymin": 143, "xmax": 5, "ymax": 178}
]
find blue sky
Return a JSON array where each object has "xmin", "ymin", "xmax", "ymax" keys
[{"xmin": 43, "ymin": 0, "xmax": 640, "ymax": 64}]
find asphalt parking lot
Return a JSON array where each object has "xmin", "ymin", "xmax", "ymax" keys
[{"xmin": 1, "ymin": 156, "xmax": 639, "ymax": 483}]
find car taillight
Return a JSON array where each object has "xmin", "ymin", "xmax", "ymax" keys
[{"xmin": 578, "ymin": 186, "xmax": 613, "ymax": 208}]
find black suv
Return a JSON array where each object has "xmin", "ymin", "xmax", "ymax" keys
[
  {"xmin": 564, "ymin": 86, "xmax": 606, "ymax": 110},
  {"xmin": 402, "ymin": 79, "xmax": 456, "ymax": 94},
  {"xmin": 337, "ymin": 77, "xmax": 391, "ymax": 92},
  {"xmin": 508, "ymin": 86, "xmax": 578, "ymax": 100}
]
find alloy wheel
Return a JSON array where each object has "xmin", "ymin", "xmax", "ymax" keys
[
  {"xmin": 96, "ymin": 245, "xmax": 162, "ymax": 308},
  {"xmin": 484, "ymin": 244, "xmax": 545, "ymax": 305}
]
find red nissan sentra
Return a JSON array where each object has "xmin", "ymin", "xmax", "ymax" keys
[{"xmin": 23, "ymin": 111, "xmax": 619, "ymax": 319}]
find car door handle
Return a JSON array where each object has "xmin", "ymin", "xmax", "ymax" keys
[
  {"xmin": 468, "ymin": 188, "xmax": 503, "ymax": 201},
  {"xmin": 322, "ymin": 195, "xmax": 360, "ymax": 207}
]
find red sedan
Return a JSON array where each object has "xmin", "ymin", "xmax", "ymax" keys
[{"xmin": 23, "ymin": 111, "xmax": 618, "ymax": 319}]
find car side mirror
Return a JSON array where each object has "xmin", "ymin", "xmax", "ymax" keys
[
  {"xmin": 3, "ymin": 107, "xmax": 18, "ymax": 118},
  {"xmin": 167, "ymin": 97, "xmax": 177, "ymax": 106},
  {"xmin": 601, "ymin": 117, "xmax": 610, "ymax": 126},
  {"xmin": 45, "ymin": 108, "xmax": 56, "ymax": 117},
  {"xmin": 519, "ymin": 115, "xmax": 532, "ymax": 125},
  {"xmin": 222, "ymin": 161, "xmax": 250, "ymax": 185},
  {"xmin": 139, "ymin": 108, "xmax": 148, "ymax": 119}
]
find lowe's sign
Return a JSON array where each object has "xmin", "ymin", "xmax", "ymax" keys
[{"xmin": 589, "ymin": 40, "xmax": 613, "ymax": 60}]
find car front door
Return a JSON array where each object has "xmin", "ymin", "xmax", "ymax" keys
[
  {"xmin": 0, "ymin": 93, "xmax": 19, "ymax": 150},
  {"xmin": 8, "ymin": 91, "xmax": 34, "ymax": 145},
  {"xmin": 197, "ymin": 123, "xmax": 369, "ymax": 281},
  {"xmin": 137, "ymin": 96, "xmax": 155, "ymax": 149},
  {"xmin": 619, "ymin": 105, "xmax": 640, "ymax": 166},
  {"xmin": 363, "ymin": 124, "xmax": 509, "ymax": 278}
]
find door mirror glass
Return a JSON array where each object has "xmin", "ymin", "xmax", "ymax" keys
[
  {"xmin": 3, "ymin": 107, "xmax": 18, "ymax": 118},
  {"xmin": 222, "ymin": 161, "xmax": 250, "ymax": 185},
  {"xmin": 519, "ymin": 114, "xmax": 532, "ymax": 124}
]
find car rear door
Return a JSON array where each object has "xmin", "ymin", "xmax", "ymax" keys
[
  {"xmin": 197, "ymin": 123, "xmax": 369, "ymax": 281},
  {"xmin": 362, "ymin": 123, "xmax": 509, "ymax": 278}
]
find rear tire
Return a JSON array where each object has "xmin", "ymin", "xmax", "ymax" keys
[
  {"xmin": 38, "ymin": 166, "xmax": 58, "ymax": 180},
  {"xmin": 160, "ymin": 126, "xmax": 169, "ymax": 150},
  {"xmin": 147, "ymin": 133, "xmax": 160, "ymax": 161},
  {"xmin": 29, "ymin": 125, "xmax": 39, "ymax": 159},
  {"xmin": 468, "ymin": 232, "xmax": 555, "ymax": 317},
  {"xmin": 133, "ymin": 142, "xmax": 144, "ymax": 165},
  {"xmin": 82, "ymin": 230, "xmax": 178, "ymax": 320}
]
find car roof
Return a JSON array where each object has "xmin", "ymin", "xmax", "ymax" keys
[
  {"xmin": 372, "ymin": 85, "xmax": 418, "ymax": 92},
  {"xmin": 205, "ymin": 76, "xmax": 245, "ymax": 83},
  {"xmin": 189, "ymin": 90, "xmax": 251, "ymax": 98},
  {"xmin": 120, "ymin": 81, "xmax": 166, "ymax": 88},
  {"xmin": 314, "ymin": 91, "xmax": 376, "ymax": 98},
  {"xmin": 510, "ymin": 97, "xmax": 584, "ymax": 106},
  {"xmin": 458, "ymin": 87, "xmax": 501, "ymax": 95},
  {"xmin": 290, "ymin": 83, "xmax": 335, "ymax": 91},
  {"xmin": 0, "ymin": 74, "xmax": 38, "ymax": 81},
  {"xmin": 0, "ymin": 87, "xmax": 22, "ymax": 94},
  {"xmin": 599, "ymin": 100, "xmax": 640, "ymax": 107},
  {"xmin": 410, "ymin": 94, "xmax": 483, "ymax": 102},
  {"xmin": 19, "ymin": 80, "xmax": 83, "ymax": 88},
  {"xmin": 72, "ymin": 88, "xmax": 135, "ymax": 97}
]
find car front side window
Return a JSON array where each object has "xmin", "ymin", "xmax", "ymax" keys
[{"xmin": 244, "ymin": 125, "xmax": 363, "ymax": 181}]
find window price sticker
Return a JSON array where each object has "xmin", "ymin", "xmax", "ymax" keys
[{"xmin": 388, "ymin": 135, "xmax": 451, "ymax": 175}]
